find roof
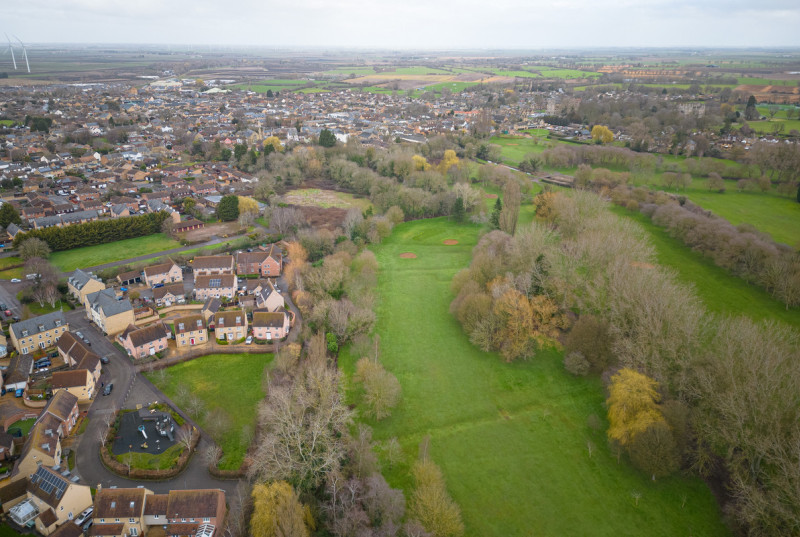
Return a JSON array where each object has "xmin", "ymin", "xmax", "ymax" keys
[
  {"xmin": 68, "ymin": 268, "xmax": 102, "ymax": 291},
  {"xmin": 195, "ymin": 274, "xmax": 235, "ymax": 289},
  {"xmin": 167, "ymin": 523, "xmax": 200, "ymax": 536},
  {"xmin": 28, "ymin": 466, "xmax": 72, "ymax": 508},
  {"xmin": 192, "ymin": 255, "xmax": 234, "ymax": 271},
  {"xmin": 0, "ymin": 476, "xmax": 28, "ymax": 504},
  {"xmin": 253, "ymin": 311, "xmax": 286, "ymax": 328},
  {"xmin": 124, "ymin": 323, "xmax": 168, "ymax": 347},
  {"xmin": 143, "ymin": 261, "xmax": 178, "ymax": 278},
  {"xmin": 174, "ymin": 315, "xmax": 205, "ymax": 335},
  {"xmin": 116, "ymin": 269, "xmax": 141, "ymax": 282},
  {"xmin": 50, "ymin": 522, "xmax": 83, "ymax": 537},
  {"xmin": 4, "ymin": 353, "xmax": 33, "ymax": 385},
  {"xmin": 166, "ymin": 489, "xmax": 224, "ymax": 519},
  {"xmin": 153, "ymin": 283, "xmax": 185, "ymax": 300},
  {"xmin": 214, "ymin": 310, "xmax": 246, "ymax": 328},
  {"xmin": 20, "ymin": 418, "xmax": 60, "ymax": 462},
  {"xmin": 236, "ymin": 251, "xmax": 270, "ymax": 266},
  {"xmin": 201, "ymin": 298, "xmax": 221, "ymax": 314},
  {"xmin": 11, "ymin": 311, "xmax": 67, "ymax": 341},
  {"xmin": 37, "ymin": 507, "xmax": 58, "ymax": 527},
  {"xmin": 86, "ymin": 288, "xmax": 133, "ymax": 317},
  {"xmin": 94, "ymin": 488, "xmax": 149, "ymax": 519},
  {"xmin": 41, "ymin": 390, "xmax": 79, "ymax": 422},
  {"xmin": 50, "ymin": 369, "xmax": 91, "ymax": 389},
  {"xmin": 143, "ymin": 493, "xmax": 169, "ymax": 516},
  {"xmin": 90, "ymin": 523, "xmax": 125, "ymax": 536}
]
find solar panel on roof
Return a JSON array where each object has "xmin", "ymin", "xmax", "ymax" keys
[{"xmin": 33, "ymin": 467, "xmax": 68, "ymax": 499}]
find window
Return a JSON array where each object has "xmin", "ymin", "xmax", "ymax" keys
[
  {"xmin": 203, "ymin": 518, "xmax": 210, "ymax": 523},
  {"xmin": 130, "ymin": 528, "xmax": 138, "ymax": 536},
  {"xmin": 130, "ymin": 518, "xmax": 135, "ymax": 523}
]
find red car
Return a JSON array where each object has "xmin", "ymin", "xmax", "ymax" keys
[{"xmin": 3, "ymin": 310, "xmax": 11, "ymax": 317}]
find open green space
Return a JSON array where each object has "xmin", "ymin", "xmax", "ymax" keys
[
  {"xmin": 24, "ymin": 298, "xmax": 74, "ymax": 316},
  {"xmin": 0, "ymin": 120, "xmax": 15, "ymax": 127},
  {"xmin": 145, "ymin": 352, "xmax": 273, "ymax": 470},
  {"xmin": 746, "ymin": 118, "xmax": 800, "ymax": 135},
  {"xmin": 0, "ymin": 257, "xmax": 22, "ymax": 270},
  {"xmin": 612, "ymin": 207, "xmax": 800, "ymax": 328},
  {"xmin": 340, "ymin": 218, "xmax": 728, "ymax": 537},
  {"xmin": 0, "ymin": 256, "xmax": 24, "ymax": 280},
  {"xmin": 49, "ymin": 233, "xmax": 180, "ymax": 272},
  {"xmin": 738, "ymin": 77, "xmax": 798, "ymax": 86},
  {"xmin": 116, "ymin": 442, "xmax": 184, "ymax": 470},
  {"xmin": 8, "ymin": 418, "xmax": 36, "ymax": 436},
  {"xmin": 424, "ymin": 81, "xmax": 482, "ymax": 93}
]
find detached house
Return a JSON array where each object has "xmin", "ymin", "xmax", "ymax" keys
[
  {"xmin": 254, "ymin": 280, "xmax": 284, "ymax": 312},
  {"xmin": 213, "ymin": 310, "xmax": 247, "ymax": 342},
  {"xmin": 236, "ymin": 245, "xmax": 282, "ymax": 277},
  {"xmin": 152, "ymin": 282, "xmax": 185, "ymax": 307},
  {"xmin": 84, "ymin": 289, "xmax": 134, "ymax": 336},
  {"xmin": 252, "ymin": 311, "xmax": 290, "ymax": 341},
  {"xmin": 92, "ymin": 487, "xmax": 151, "ymax": 537},
  {"xmin": 173, "ymin": 315, "xmax": 207, "ymax": 348},
  {"xmin": 143, "ymin": 261, "xmax": 182, "ymax": 288},
  {"xmin": 192, "ymin": 255, "xmax": 234, "ymax": 277},
  {"xmin": 50, "ymin": 370, "xmax": 95, "ymax": 402},
  {"xmin": 118, "ymin": 323, "xmax": 169, "ymax": 359},
  {"xmin": 23, "ymin": 466, "xmax": 92, "ymax": 536},
  {"xmin": 10, "ymin": 312, "xmax": 68, "ymax": 355},
  {"xmin": 67, "ymin": 269, "xmax": 104, "ymax": 305},
  {"xmin": 194, "ymin": 274, "xmax": 236, "ymax": 301}
]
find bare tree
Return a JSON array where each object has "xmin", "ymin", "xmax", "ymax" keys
[
  {"xmin": 177, "ymin": 426, "xmax": 195, "ymax": 451},
  {"xmin": 270, "ymin": 206, "xmax": 304, "ymax": 236},
  {"xmin": 203, "ymin": 443, "xmax": 222, "ymax": 467}
]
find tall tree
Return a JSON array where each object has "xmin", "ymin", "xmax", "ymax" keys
[
  {"xmin": 216, "ymin": 195, "xmax": 240, "ymax": 222},
  {"xmin": 251, "ymin": 481, "xmax": 309, "ymax": 537},
  {"xmin": 499, "ymin": 180, "xmax": 520, "ymax": 235},
  {"xmin": 0, "ymin": 203, "xmax": 21, "ymax": 228},
  {"xmin": 19, "ymin": 237, "xmax": 51, "ymax": 260},
  {"xmin": 607, "ymin": 369, "xmax": 665, "ymax": 448},
  {"xmin": 319, "ymin": 129, "xmax": 337, "ymax": 148}
]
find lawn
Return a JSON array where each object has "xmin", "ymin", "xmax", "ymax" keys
[
  {"xmin": 24, "ymin": 298, "xmax": 74, "ymax": 316},
  {"xmin": 0, "ymin": 256, "xmax": 24, "ymax": 280},
  {"xmin": 8, "ymin": 418, "xmax": 36, "ymax": 435},
  {"xmin": 145, "ymin": 352, "xmax": 273, "ymax": 470},
  {"xmin": 339, "ymin": 218, "xmax": 729, "ymax": 537},
  {"xmin": 115, "ymin": 442, "xmax": 184, "ymax": 470},
  {"xmin": 50, "ymin": 234, "xmax": 180, "ymax": 272},
  {"xmin": 746, "ymin": 118, "xmax": 800, "ymax": 135},
  {"xmin": 611, "ymin": 208, "xmax": 800, "ymax": 328}
]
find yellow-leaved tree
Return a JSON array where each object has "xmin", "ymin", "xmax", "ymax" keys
[
  {"xmin": 250, "ymin": 481, "xmax": 311, "ymax": 537},
  {"xmin": 263, "ymin": 136, "xmax": 283, "ymax": 153},
  {"xmin": 607, "ymin": 368, "xmax": 665, "ymax": 447},
  {"xmin": 591, "ymin": 125, "xmax": 614, "ymax": 144},
  {"xmin": 410, "ymin": 458, "xmax": 464, "ymax": 537},
  {"xmin": 437, "ymin": 149, "xmax": 460, "ymax": 174},
  {"xmin": 412, "ymin": 154, "xmax": 430, "ymax": 171}
]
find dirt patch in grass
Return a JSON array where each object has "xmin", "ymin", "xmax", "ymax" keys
[
  {"xmin": 630, "ymin": 261, "xmax": 656, "ymax": 270},
  {"xmin": 485, "ymin": 194, "xmax": 498, "ymax": 199},
  {"xmin": 443, "ymin": 239, "xmax": 459, "ymax": 245},
  {"xmin": 399, "ymin": 252, "xmax": 417, "ymax": 259},
  {"xmin": 182, "ymin": 222, "xmax": 241, "ymax": 242},
  {"xmin": 295, "ymin": 205, "xmax": 348, "ymax": 231}
]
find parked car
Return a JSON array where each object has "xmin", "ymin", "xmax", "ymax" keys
[
  {"xmin": 3, "ymin": 310, "xmax": 10, "ymax": 317},
  {"xmin": 75, "ymin": 331, "xmax": 84, "ymax": 340},
  {"xmin": 100, "ymin": 356, "xmax": 110, "ymax": 364},
  {"xmin": 82, "ymin": 520, "xmax": 93, "ymax": 533},
  {"xmin": 14, "ymin": 389, "xmax": 23, "ymax": 398},
  {"xmin": 0, "ymin": 303, "xmax": 7, "ymax": 310},
  {"xmin": 120, "ymin": 286, "xmax": 128, "ymax": 292},
  {"xmin": 245, "ymin": 336, "xmax": 253, "ymax": 345},
  {"xmin": 75, "ymin": 507, "xmax": 93, "ymax": 526},
  {"xmin": 103, "ymin": 383, "xmax": 113, "ymax": 396},
  {"xmin": 9, "ymin": 278, "xmax": 20, "ymax": 283},
  {"xmin": 11, "ymin": 315, "xmax": 20, "ymax": 322},
  {"xmin": 153, "ymin": 283, "xmax": 164, "ymax": 288},
  {"xmin": 34, "ymin": 358, "xmax": 51, "ymax": 369}
]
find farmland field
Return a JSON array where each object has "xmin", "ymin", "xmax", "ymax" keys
[
  {"xmin": 49, "ymin": 233, "xmax": 180, "ymax": 272},
  {"xmin": 340, "ymin": 217, "xmax": 729, "ymax": 537},
  {"xmin": 146, "ymin": 352, "xmax": 273, "ymax": 470}
]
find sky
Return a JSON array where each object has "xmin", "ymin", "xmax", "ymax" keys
[{"xmin": 5, "ymin": 0, "xmax": 800, "ymax": 49}]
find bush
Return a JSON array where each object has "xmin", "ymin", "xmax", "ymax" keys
[
  {"xmin": 564, "ymin": 351, "xmax": 590, "ymax": 376},
  {"xmin": 564, "ymin": 315, "xmax": 614, "ymax": 374}
]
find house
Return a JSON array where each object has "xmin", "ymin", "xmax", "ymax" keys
[
  {"xmin": 55, "ymin": 333, "xmax": 102, "ymax": 385},
  {"xmin": 161, "ymin": 489, "xmax": 226, "ymax": 536},
  {"xmin": 200, "ymin": 298, "xmax": 221, "ymax": 325},
  {"xmin": 11, "ymin": 421, "xmax": 62, "ymax": 483},
  {"xmin": 236, "ymin": 245, "xmax": 282, "ymax": 277},
  {"xmin": 143, "ymin": 260, "xmax": 182, "ymax": 288},
  {"xmin": 50, "ymin": 370, "xmax": 95, "ymax": 402},
  {"xmin": 84, "ymin": 289, "xmax": 135, "ymax": 336},
  {"xmin": 92, "ymin": 487, "xmax": 153, "ymax": 537},
  {"xmin": 173, "ymin": 315, "xmax": 207, "ymax": 348},
  {"xmin": 23, "ymin": 466, "xmax": 92, "ymax": 536},
  {"xmin": 254, "ymin": 280, "xmax": 284, "ymax": 312},
  {"xmin": 191, "ymin": 255, "xmax": 234, "ymax": 277},
  {"xmin": 252, "ymin": 311, "xmax": 290, "ymax": 341},
  {"xmin": 118, "ymin": 323, "xmax": 169, "ymax": 359},
  {"xmin": 38, "ymin": 390, "xmax": 80, "ymax": 437},
  {"xmin": 3, "ymin": 353, "xmax": 33, "ymax": 391},
  {"xmin": 152, "ymin": 282, "xmax": 185, "ymax": 307},
  {"xmin": 194, "ymin": 274, "xmax": 236, "ymax": 301},
  {"xmin": 10, "ymin": 311, "xmax": 68, "ymax": 355},
  {"xmin": 66, "ymin": 269, "xmax": 104, "ymax": 304},
  {"xmin": 116, "ymin": 269, "xmax": 142, "ymax": 287},
  {"xmin": 213, "ymin": 310, "xmax": 248, "ymax": 342}
]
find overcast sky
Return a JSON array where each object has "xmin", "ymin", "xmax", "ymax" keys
[{"xmin": 5, "ymin": 0, "xmax": 800, "ymax": 49}]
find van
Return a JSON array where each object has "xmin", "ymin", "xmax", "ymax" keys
[{"xmin": 25, "ymin": 273, "xmax": 39, "ymax": 280}]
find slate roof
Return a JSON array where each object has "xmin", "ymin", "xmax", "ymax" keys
[
  {"xmin": 10, "ymin": 311, "xmax": 67, "ymax": 341},
  {"xmin": 67, "ymin": 268, "xmax": 102, "ymax": 291},
  {"xmin": 86, "ymin": 288, "xmax": 133, "ymax": 317}
]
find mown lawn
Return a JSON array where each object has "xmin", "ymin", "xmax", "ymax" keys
[
  {"xmin": 145, "ymin": 353, "xmax": 272, "ymax": 470},
  {"xmin": 339, "ymin": 218, "xmax": 729, "ymax": 537},
  {"xmin": 116, "ymin": 442, "xmax": 184, "ymax": 470},
  {"xmin": 611, "ymin": 207, "xmax": 800, "ymax": 328},
  {"xmin": 50, "ymin": 234, "xmax": 180, "ymax": 272},
  {"xmin": 8, "ymin": 418, "xmax": 36, "ymax": 435}
]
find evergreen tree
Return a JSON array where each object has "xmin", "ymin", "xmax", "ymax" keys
[
  {"xmin": 0, "ymin": 202, "xmax": 21, "ymax": 228},
  {"xmin": 318, "ymin": 129, "xmax": 336, "ymax": 148},
  {"xmin": 490, "ymin": 197, "xmax": 502, "ymax": 229},
  {"xmin": 216, "ymin": 195, "xmax": 240, "ymax": 222},
  {"xmin": 452, "ymin": 196, "xmax": 465, "ymax": 223}
]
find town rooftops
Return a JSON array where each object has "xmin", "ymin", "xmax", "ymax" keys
[
  {"xmin": 67, "ymin": 268, "xmax": 102, "ymax": 291},
  {"xmin": 174, "ymin": 315, "xmax": 204, "ymax": 335},
  {"xmin": 166, "ymin": 489, "xmax": 225, "ymax": 519},
  {"xmin": 94, "ymin": 487, "xmax": 150, "ymax": 519},
  {"xmin": 10, "ymin": 311, "xmax": 67, "ymax": 340},
  {"xmin": 195, "ymin": 274, "xmax": 235, "ymax": 289},
  {"xmin": 153, "ymin": 283, "xmax": 185, "ymax": 301},
  {"xmin": 86, "ymin": 288, "xmax": 133, "ymax": 317},
  {"xmin": 253, "ymin": 311, "xmax": 286, "ymax": 328},
  {"xmin": 143, "ymin": 493, "xmax": 168, "ymax": 516},
  {"xmin": 192, "ymin": 255, "xmax": 234, "ymax": 271},
  {"xmin": 214, "ymin": 310, "xmax": 246, "ymax": 327},
  {"xmin": 41, "ymin": 390, "xmax": 79, "ymax": 423},
  {"xmin": 50, "ymin": 369, "xmax": 91, "ymax": 390}
]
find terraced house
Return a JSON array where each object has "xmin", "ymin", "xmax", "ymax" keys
[
  {"xmin": 118, "ymin": 323, "xmax": 169, "ymax": 359},
  {"xmin": 194, "ymin": 274, "xmax": 236, "ymax": 301},
  {"xmin": 191, "ymin": 255, "xmax": 234, "ymax": 278},
  {"xmin": 10, "ymin": 312, "xmax": 68, "ymax": 355},
  {"xmin": 66, "ymin": 269, "xmax": 104, "ymax": 305}
]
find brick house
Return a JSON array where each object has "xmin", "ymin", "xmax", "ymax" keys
[
  {"xmin": 236, "ymin": 244, "xmax": 282, "ymax": 277},
  {"xmin": 252, "ymin": 311, "xmax": 290, "ymax": 341},
  {"xmin": 118, "ymin": 323, "xmax": 169, "ymax": 359},
  {"xmin": 191, "ymin": 255, "xmax": 234, "ymax": 278}
]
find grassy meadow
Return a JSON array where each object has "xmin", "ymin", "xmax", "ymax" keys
[
  {"xmin": 50, "ymin": 233, "xmax": 180, "ymax": 271},
  {"xmin": 339, "ymin": 218, "xmax": 729, "ymax": 537},
  {"xmin": 146, "ymin": 352, "xmax": 273, "ymax": 470}
]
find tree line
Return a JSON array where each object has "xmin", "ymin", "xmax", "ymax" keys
[
  {"xmin": 452, "ymin": 190, "xmax": 800, "ymax": 535},
  {"xmin": 13, "ymin": 211, "xmax": 171, "ymax": 251}
]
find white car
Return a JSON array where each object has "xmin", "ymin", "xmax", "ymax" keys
[
  {"xmin": 10, "ymin": 278, "xmax": 20, "ymax": 283},
  {"xmin": 75, "ymin": 507, "xmax": 93, "ymax": 526},
  {"xmin": 245, "ymin": 336, "xmax": 253, "ymax": 345}
]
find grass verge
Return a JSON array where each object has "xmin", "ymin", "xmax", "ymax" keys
[{"xmin": 50, "ymin": 234, "xmax": 180, "ymax": 271}]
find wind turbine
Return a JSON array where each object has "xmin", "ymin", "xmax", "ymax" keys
[
  {"xmin": 3, "ymin": 34, "xmax": 16, "ymax": 70},
  {"xmin": 13, "ymin": 36, "xmax": 29, "ymax": 73}
]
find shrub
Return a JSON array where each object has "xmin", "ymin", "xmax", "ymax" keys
[{"xmin": 564, "ymin": 351, "xmax": 590, "ymax": 376}]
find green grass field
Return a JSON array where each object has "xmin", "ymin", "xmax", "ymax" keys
[
  {"xmin": 746, "ymin": 118, "xmax": 800, "ymax": 135},
  {"xmin": 612, "ymin": 208, "xmax": 800, "ymax": 327},
  {"xmin": 738, "ymin": 77, "xmax": 798, "ymax": 86},
  {"xmin": 145, "ymin": 353, "xmax": 273, "ymax": 470},
  {"xmin": 339, "ymin": 218, "xmax": 728, "ymax": 537},
  {"xmin": 8, "ymin": 418, "xmax": 36, "ymax": 435},
  {"xmin": 50, "ymin": 234, "xmax": 180, "ymax": 272},
  {"xmin": 0, "ymin": 256, "xmax": 24, "ymax": 280},
  {"xmin": 116, "ymin": 443, "xmax": 184, "ymax": 470}
]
